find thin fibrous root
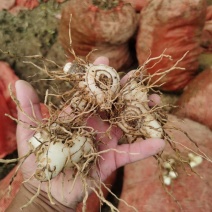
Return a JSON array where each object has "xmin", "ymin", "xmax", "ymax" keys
[{"xmin": 20, "ymin": 183, "xmax": 41, "ymax": 210}]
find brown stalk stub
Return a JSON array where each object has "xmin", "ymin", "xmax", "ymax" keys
[
  {"xmin": 126, "ymin": 117, "xmax": 140, "ymax": 129},
  {"xmin": 34, "ymin": 169, "xmax": 47, "ymax": 181},
  {"xmin": 95, "ymin": 71, "xmax": 112, "ymax": 90}
]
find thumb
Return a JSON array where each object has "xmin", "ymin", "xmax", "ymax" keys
[{"xmin": 15, "ymin": 80, "xmax": 42, "ymax": 156}]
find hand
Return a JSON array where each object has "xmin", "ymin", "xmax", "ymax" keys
[{"xmin": 14, "ymin": 57, "xmax": 165, "ymax": 210}]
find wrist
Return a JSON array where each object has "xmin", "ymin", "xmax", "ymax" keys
[{"xmin": 6, "ymin": 183, "xmax": 75, "ymax": 212}]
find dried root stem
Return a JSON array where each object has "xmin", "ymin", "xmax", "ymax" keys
[
  {"xmin": 20, "ymin": 183, "xmax": 41, "ymax": 210},
  {"xmin": 1, "ymin": 47, "xmax": 211, "ymax": 212}
]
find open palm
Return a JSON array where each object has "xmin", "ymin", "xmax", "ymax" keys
[{"xmin": 15, "ymin": 57, "xmax": 165, "ymax": 210}]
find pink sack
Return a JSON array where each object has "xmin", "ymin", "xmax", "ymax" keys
[
  {"xmin": 136, "ymin": 0, "xmax": 206, "ymax": 91},
  {"xmin": 119, "ymin": 115, "xmax": 212, "ymax": 211},
  {"xmin": 0, "ymin": 62, "xmax": 18, "ymax": 158},
  {"xmin": 201, "ymin": 6, "xmax": 212, "ymax": 53},
  {"xmin": 173, "ymin": 68, "xmax": 212, "ymax": 130}
]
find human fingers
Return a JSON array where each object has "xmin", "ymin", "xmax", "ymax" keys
[
  {"xmin": 93, "ymin": 56, "xmax": 109, "ymax": 65},
  {"xmin": 148, "ymin": 94, "xmax": 161, "ymax": 107},
  {"xmin": 16, "ymin": 80, "xmax": 42, "ymax": 156},
  {"xmin": 120, "ymin": 70, "xmax": 136, "ymax": 86},
  {"xmin": 97, "ymin": 138, "xmax": 165, "ymax": 180},
  {"xmin": 86, "ymin": 115, "xmax": 122, "ymax": 147},
  {"xmin": 87, "ymin": 114, "xmax": 123, "ymax": 181},
  {"xmin": 114, "ymin": 138, "xmax": 165, "ymax": 169}
]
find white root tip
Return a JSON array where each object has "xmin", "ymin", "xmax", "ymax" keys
[
  {"xmin": 163, "ymin": 176, "xmax": 172, "ymax": 186},
  {"xmin": 188, "ymin": 153, "xmax": 203, "ymax": 168},
  {"xmin": 168, "ymin": 171, "xmax": 178, "ymax": 179}
]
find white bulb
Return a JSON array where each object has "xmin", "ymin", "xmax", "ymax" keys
[{"xmin": 63, "ymin": 62, "xmax": 72, "ymax": 73}]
